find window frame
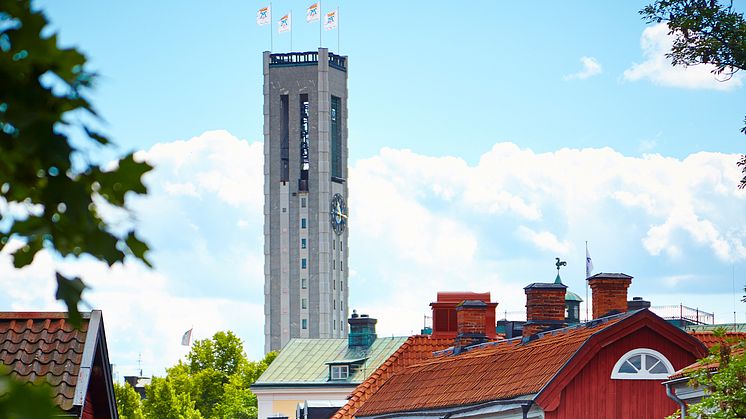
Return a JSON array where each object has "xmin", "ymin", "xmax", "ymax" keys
[
  {"xmin": 610, "ymin": 348, "xmax": 674, "ymax": 380},
  {"xmin": 330, "ymin": 365, "xmax": 349, "ymax": 380}
]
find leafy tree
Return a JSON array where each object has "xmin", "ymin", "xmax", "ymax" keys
[
  {"xmin": 668, "ymin": 329, "xmax": 746, "ymax": 418},
  {"xmin": 144, "ymin": 331, "xmax": 277, "ymax": 419},
  {"xmin": 640, "ymin": 0, "xmax": 746, "ymax": 187},
  {"xmin": 1, "ymin": 1, "xmax": 151, "ymax": 418},
  {"xmin": 1, "ymin": 0, "xmax": 152, "ymax": 324},
  {"xmin": 114, "ymin": 382, "xmax": 145, "ymax": 419},
  {"xmin": 0, "ymin": 372, "xmax": 61, "ymax": 419},
  {"xmin": 142, "ymin": 377, "xmax": 203, "ymax": 419}
]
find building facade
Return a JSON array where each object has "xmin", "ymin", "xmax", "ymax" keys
[{"xmin": 263, "ymin": 48, "xmax": 349, "ymax": 353}]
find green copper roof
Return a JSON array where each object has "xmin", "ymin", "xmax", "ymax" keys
[
  {"xmin": 565, "ymin": 290, "xmax": 583, "ymax": 302},
  {"xmin": 554, "ymin": 273, "xmax": 562, "ymax": 284},
  {"xmin": 254, "ymin": 337, "xmax": 408, "ymax": 385}
]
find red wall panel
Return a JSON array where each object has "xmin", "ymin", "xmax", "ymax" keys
[{"xmin": 544, "ymin": 326, "xmax": 698, "ymax": 419}]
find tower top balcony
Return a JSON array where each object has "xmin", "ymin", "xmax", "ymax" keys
[{"xmin": 268, "ymin": 50, "xmax": 346, "ymax": 71}]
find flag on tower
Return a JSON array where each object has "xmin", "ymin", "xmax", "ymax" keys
[
  {"xmin": 586, "ymin": 245, "xmax": 594, "ymax": 279},
  {"xmin": 256, "ymin": 6, "xmax": 271, "ymax": 26},
  {"xmin": 279, "ymin": 13, "xmax": 291, "ymax": 33},
  {"xmin": 306, "ymin": 3, "xmax": 320, "ymax": 23},
  {"xmin": 181, "ymin": 328, "xmax": 192, "ymax": 346},
  {"xmin": 324, "ymin": 10, "xmax": 337, "ymax": 30}
]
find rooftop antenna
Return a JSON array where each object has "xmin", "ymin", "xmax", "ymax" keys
[
  {"xmin": 137, "ymin": 353, "xmax": 142, "ymax": 377},
  {"xmin": 733, "ymin": 264, "xmax": 737, "ymax": 325}
]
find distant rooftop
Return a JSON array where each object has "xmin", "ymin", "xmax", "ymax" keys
[{"xmin": 269, "ymin": 51, "xmax": 346, "ymax": 71}]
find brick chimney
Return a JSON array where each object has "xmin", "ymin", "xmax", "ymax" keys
[
  {"xmin": 523, "ymin": 283, "xmax": 567, "ymax": 337},
  {"xmin": 430, "ymin": 292, "xmax": 498, "ymax": 340},
  {"xmin": 587, "ymin": 273, "xmax": 633, "ymax": 319},
  {"xmin": 454, "ymin": 300, "xmax": 489, "ymax": 351}
]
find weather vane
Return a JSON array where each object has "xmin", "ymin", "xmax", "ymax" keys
[{"xmin": 555, "ymin": 257, "xmax": 567, "ymax": 273}]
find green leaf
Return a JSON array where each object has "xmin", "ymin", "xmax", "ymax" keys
[
  {"xmin": 54, "ymin": 272, "xmax": 87, "ymax": 328},
  {"xmin": 125, "ymin": 231, "xmax": 152, "ymax": 268},
  {"xmin": 0, "ymin": 372, "xmax": 63, "ymax": 419}
]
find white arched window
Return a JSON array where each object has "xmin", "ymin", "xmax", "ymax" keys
[{"xmin": 610, "ymin": 348, "xmax": 674, "ymax": 380}]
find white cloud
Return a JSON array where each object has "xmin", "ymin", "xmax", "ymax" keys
[
  {"xmin": 516, "ymin": 226, "xmax": 571, "ymax": 254},
  {"xmin": 3, "ymin": 130, "xmax": 746, "ymax": 378},
  {"xmin": 564, "ymin": 56, "xmax": 603, "ymax": 80},
  {"xmin": 624, "ymin": 23, "xmax": 743, "ymax": 90}
]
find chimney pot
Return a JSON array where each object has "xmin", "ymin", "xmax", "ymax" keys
[
  {"xmin": 587, "ymin": 273, "xmax": 633, "ymax": 319},
  {"xmin": 523, "ymin": 283, "xmax": 567, "ymax": 337}
]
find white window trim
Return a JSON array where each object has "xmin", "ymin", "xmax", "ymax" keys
[
  {"xmin": 610, "ymin": 348, "xmax": 674, "ymax": 380},
  {"xmin": 330, "ymin": 365, "xmax": 349, "ymax": 380}
]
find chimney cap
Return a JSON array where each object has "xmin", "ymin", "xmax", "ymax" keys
[
  {"xmin": 587, "ymin": 272, "xmax": 633, "ymax": 280},
  {"xmin": 456, "ymin": 300, "xmax": 488, "ymax": 309},
  {"xmin": 524, "ymin": 282, "xmax": 567, "ymax": 290}
]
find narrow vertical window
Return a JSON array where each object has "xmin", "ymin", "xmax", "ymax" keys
[
  {"xmin": 301, "ymin": 197, "xmax": 306, "ymax": 208},
  {"xmin": 280, "ymin": 95, "xmax": 289, "ymax": 181},
  {"xmin": 302, "ymin": 278, "xmax": 307, "ymax": 289},
  {"xmin": 301, "ymin": 258, "xmax": 307, "ymax": 269},
  {"xmin": 302, "ymin": 319, "xmax": 308, "ymax": 330},
  {"xmin": 301, "ymin": 218, "xmax": 306, "ymax": 229},
  {"xmin": 302, "ymin": 298, "xmax": 307, "ymax": 309},
  {"xmin": 301, "ymin": 238, "xmax": 306, "ymax": 249},
  {"xmin": 330, "ymin": 96, "xmax": 342, "ymax": 179},
  {"xmin": 299, "ymin": 94, "xmax": 310, "ymax": 191}
]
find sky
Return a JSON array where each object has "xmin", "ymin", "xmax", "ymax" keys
[{"xmin": 2, "ymin": 1, "xmax": 746, "ymax": 379}]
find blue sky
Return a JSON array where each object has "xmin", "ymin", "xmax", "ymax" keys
[{"xmin": 2, "ymin": 1, "xmax": 745, "ymax": 378}]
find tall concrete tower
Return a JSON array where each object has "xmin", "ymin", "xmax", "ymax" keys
[{"xmin": 263, "ymin": 49, "xmax": 349, "ymax": 353}]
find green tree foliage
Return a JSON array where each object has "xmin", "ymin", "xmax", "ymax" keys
[
  {"xmin": 128, "ymin": 331, "xmax": 276, "ymax": 419},
  {"xmin": 0, "ymin": 0, "xmax": 152, "ymax": 325},
  {"xmin": 640, "ymin": 0, "xmax": 746, "ymax": 187},
  {"xmin": 114, "ymin": 382, "xmax": 145, "ymax": 419},
  {"xmin": 1, "ymin": 1, "xmax": 152, "ymax": 417},
  {"xmin": 0, "ymin": 373, "xmax": 61, "ymax": 419},
  {"xmin": 668, "ymin": 329, "xmax": 746, "ymax": 418}
]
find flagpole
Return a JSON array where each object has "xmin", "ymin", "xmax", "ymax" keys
[
  {"xmin": 290, "ymin": 11, "xmax": 293, "ymax": 51},
  {"xmin": 337, "ymin": 7, "xmax": 340, "ymax": 53},
  {"xmin": 319, "ymin": 2, "xmax": 322, "ymax": 47},
  {"xmin": 270, "ymin": 2, "xmax": 273, "ymax": 52},
  {"xmin": 585, "ymin": 241, "xmax": 589, "ymax": 322}
]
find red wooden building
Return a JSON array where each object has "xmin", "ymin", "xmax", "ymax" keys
[
  {"xmin": 352, "ymin": 274, "xmax": 708, "ymax": 419},
  {"xmin": 0, "ymin": 311, "xmax": 119, "ymax": 419}
]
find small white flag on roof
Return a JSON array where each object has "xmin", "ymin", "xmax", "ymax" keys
[
  {"xmin": 586, "ymin": 245, "xmax": 594, "ymax": 279},
  {"xmin": 324, "ymin": 10, "xmax": 337, "ymax": 30},
  {"xmin": 256, "ymin": 6, "xmax": 271, "ymax": 26},
  {"xmin": 181, "ymin": 328, "xmax": 192, "ymax": 346},
  {"xmin": 279, "ymin": 13, "xmax": 291, "ymax": 33},
  {"xmin": 306, "ymin": 3, "xmax": 320, "ymax": 23}
]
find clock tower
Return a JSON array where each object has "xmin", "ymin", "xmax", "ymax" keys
[{"xmin": 263, "ymin": 49, "xmax": 349, "ymax": 353}]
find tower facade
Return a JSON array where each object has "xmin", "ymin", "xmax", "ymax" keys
[{"xmin": 263, "ymin": 49, "xmax": 349, "ymax": 353}]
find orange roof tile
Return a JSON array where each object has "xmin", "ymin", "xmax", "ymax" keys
[
  {"xmin": 356, "ymin": 316, "xmax": 629, "ymax": 417},
  {"xmin": 0, "ymin": 312, "xmax": 92, "ymax": 411},
  {"xmin": 669, "ymin": 332, "xmax": 746, "ymax": 379},
  {"xmin": 332, "ymin": 335, "xmax": 453, "ymax": 419}
]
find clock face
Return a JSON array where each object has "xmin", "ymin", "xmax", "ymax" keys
[{"xmin": 330, "ymin": 193, "xmax": 347, "ymax": 236}]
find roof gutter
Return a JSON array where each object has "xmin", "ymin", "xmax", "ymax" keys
[
  {"xmin": 362, "ymin": 398, "xmax": 536, "ymax": 419},
  {"xmin": 664, "ymin": 380, "xmax": 687, "ymax": 419}
]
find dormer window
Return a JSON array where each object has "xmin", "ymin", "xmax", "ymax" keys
[
  {"xmin": 611, "ymin": 348, "xmax": 674, "ymax": 380},
  {"xmin": 330, "ymin": 365, "xmax": 349, "ymax": 380}
]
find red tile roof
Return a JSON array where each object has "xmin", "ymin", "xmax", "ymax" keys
[
  {"xmin": 0, "ymin": 312, "xmax": 91, "ymax": 411},
  {"xmin": 331, "ymin": 335, "xmax": 454, "ymax": 419},
  {"xmin": 356, "ymin": 315, "xmax": 629, "ymax": 417},
  {"xmin": 669, "ymin": 331, "xmax": 746, "ymax": 379}
]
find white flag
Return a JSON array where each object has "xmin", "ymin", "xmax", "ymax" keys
[
  {"xmin": 586, "ymin": 246, "xmax": 594, "ymax": 279},
  {"xmin": 256, "ymin": 6, "xmax": 271, "ymax": 26},
  {"xmin": 279, "ymin": 13, "xmax": 291, "ymax": 33},
  {"xmin": 324, "ymin": 10, "xmax": 337, "ymax": 30},
  {"xmin": 306, "ymin": 3, "xmax": 320, "ymax": 23},
  {"xmin": 181, "ymin": 328, "xmax": 192, "ymax": 346}
]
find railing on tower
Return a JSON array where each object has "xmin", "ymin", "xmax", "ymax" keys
[
  {"xmin": 269, "ymin": 51, "xmax": 346, "ymax": 71},
  {"xmin": 649, "ymin": 304, "xmax": 714, "ymax": 325}
]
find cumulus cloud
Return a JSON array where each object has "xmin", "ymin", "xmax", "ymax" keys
[
  {"xmin": 564, "ymin": 56, "xmax": 603, "ymax": 80},
  {"xmin": 3, "ymin": 130, "xmax": 746, "ymax": 377},
  {"xmin": 624, "ymin": 23, "xmax": 743, "ymax": 90}
]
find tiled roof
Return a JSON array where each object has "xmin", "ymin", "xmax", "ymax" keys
[
  {"xmin": 689, "ymin": 331, "xmax": 746, "ymax": 348},
  {"xmin": 254, "ymin": 337, "xmax": 408, "ymax": 385},
  {"xmin": 356, "ymin": 315, "xmax": 629, "ymax": 417},
  {"xmin": 332, "ymin": 335, "xmax": 453, "ymax": 419},
  {"xmin": 669, "ymin": 331, "xmax": 746, "ymax": 379},
  {"xmin": 0, "ymin": 312, "xmax": 90, "ymax": 411}
]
